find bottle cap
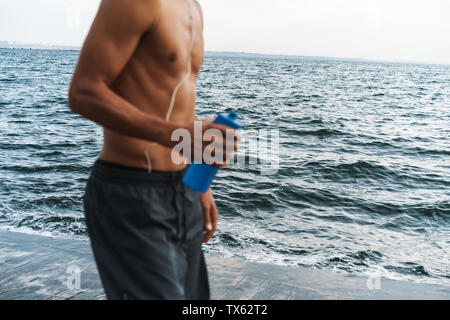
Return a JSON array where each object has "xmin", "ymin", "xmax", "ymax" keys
[{"xmin": 229, "ymin": 110, "xmax": 238, "ymax": 119}]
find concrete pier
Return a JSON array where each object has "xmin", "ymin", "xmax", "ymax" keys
[{"xmin": 0, "ymin": 230, "xmax": 448, "ymax": 300}]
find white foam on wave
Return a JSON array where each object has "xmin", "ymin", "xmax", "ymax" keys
[{"xmin": 0, "ymin": 225, "xmax": 87, "ymax": 241}]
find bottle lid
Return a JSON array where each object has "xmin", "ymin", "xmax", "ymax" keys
[
  {"xmin": 214, "ymin": 110, "xmax": 242, "ymax": 129},
  {"xmin": 229, "ymin": 110, "xmax": 238, "ymax": 119}
]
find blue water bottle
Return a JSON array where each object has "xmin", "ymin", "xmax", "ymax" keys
[{"xmin": 183, "ymin": 110, "xmax": 242, "ymax": 193}]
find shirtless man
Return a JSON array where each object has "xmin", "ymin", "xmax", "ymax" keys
[{"xmin": 68, "ymin": 0, "xmax": 239, "ymax": 300}]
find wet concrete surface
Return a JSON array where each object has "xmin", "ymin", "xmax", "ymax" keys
[{"xmin": 0, "ymin": 230, "xmax": 448, "ymax": 300}]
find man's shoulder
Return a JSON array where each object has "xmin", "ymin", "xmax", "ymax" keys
[
  {"xmin": 140, "ymin": 0, "xmax": 162, "ymax": 6},
  {"xmin": 102, "ymin": 0, "xmax": 162, "ymax": 13},
  {"xmin": 96, "ymin": 0, "xmax": 162, "ymax": 30},
  {"xmin": 128, "ymin": 0, "xmax": 162, "ymax": 10}
]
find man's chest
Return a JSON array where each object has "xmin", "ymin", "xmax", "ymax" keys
[{"xmin": 138, "ymin": 2, "xmax": 204, "ymax": 75}]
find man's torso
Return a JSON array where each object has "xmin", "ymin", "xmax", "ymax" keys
[{"xmin": 99, "ymin": 0, "xmax": 204, "ymax": 171}]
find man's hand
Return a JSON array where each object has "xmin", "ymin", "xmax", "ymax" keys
[
  {"xmin": 199, "ymin": 188, "xmax": 218, "ymax": 243},
  {"xmin": 179, "ymin": 118, "xmax": 241, "ymax": 168}
]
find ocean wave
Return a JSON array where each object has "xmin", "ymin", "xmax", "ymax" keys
[
  {"xmin": 231, "ymin": 93, "xmax": 258, "ymax": 99},
  {"xmin": 384, "ymin": 263, "xmax": 431, "ymax": 277},
  {"xmin": 10, "ymin": 195, "xmax": 81, "ymax": 210},
  {"xmin": 334, "ymin": 160, "xmax": 389, "ymax": 172},
  {"xmin": 302, "ymin": 160, "xmax": 449, "ymax": 187},
  {"xmin": 1, "ymin": 164, "xmax": 88, "ymax": 173},
  {"xmin": 218, "ymin": 232, "xmax": 243, "ymax": 248},
  {"xmin": 284, "ymin": 127, "xmax": 346, "ymax": 137},
  {"xmin": 0, "ymin": 78, "xmax": 17, "ymax": 82},
  {"xmin": 0, "ymin": 142, "xmax": 80, "ymax": 151},
  {"xmin": 301, "ymin": 160, "xmax": 396, "ymax": 180},
  {"xmin": 303, "ymin": 119, "xmax": 326, "ymax": 125},
  {"xmin": 404, "ymin": 146, "xmax": 450, "ymax": 156}
]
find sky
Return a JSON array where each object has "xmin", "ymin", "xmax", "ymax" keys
[{"xmin": 0, "ymin": 0, "xmax": 449, "ymax": 64}]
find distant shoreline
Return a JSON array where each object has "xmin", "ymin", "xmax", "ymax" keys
[
  {"xmin": 0, "ymin": 42, "xmax": 80, "ymax": 51},
  {"xmin": 0, "ymin": 43, "xmax": 448, "ymax": 66}
]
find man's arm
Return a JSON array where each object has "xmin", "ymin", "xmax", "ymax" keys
[{"xmin": 68, "ymin": 0, "xmax": 175, "ymax": 146}]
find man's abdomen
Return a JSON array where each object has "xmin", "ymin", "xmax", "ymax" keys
[
  {"xmin": 99, "ymin": 129, "xmax": 187, "ymax": 172},
  {"xmin": 100, "ymin": 73, "xmax": 197, "ymax": 171}
]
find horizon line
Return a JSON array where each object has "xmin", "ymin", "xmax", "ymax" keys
[{"xmin": 0, "ymin": 41, "xmax": 448, "ymax": 67}]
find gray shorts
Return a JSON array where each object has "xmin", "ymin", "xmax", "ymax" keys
[{"xmin": 83, "ymin": 160, "xmax": 210, "ymax": 300}]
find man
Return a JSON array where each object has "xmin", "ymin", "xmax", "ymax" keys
[{"xmin": 69, "ymin": 0, "xmax": 239, "ymax": 300}]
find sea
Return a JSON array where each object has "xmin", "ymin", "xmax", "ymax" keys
[{"xmin": 0, "ymin": 48, "xmax": 449, "ymax": 285}]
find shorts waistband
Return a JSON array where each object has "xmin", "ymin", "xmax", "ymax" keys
[{"xmin": 91, "ymin": 159, "xmax": 188, "ymax": 186}]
